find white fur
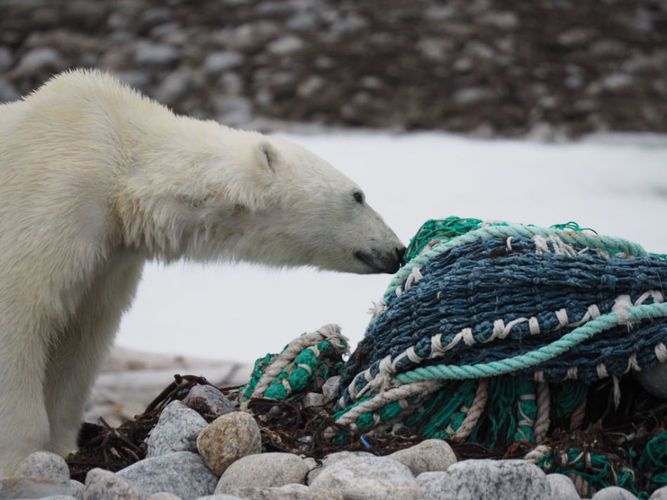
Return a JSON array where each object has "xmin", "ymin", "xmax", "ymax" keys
[{"xmin": 0, "ymin": 70, "xmax": 403, "ymax": 474}]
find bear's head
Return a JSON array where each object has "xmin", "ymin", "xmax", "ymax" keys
[{"xmin": 117, "ymin": 128, "xmax": 405, "ymax": 274}]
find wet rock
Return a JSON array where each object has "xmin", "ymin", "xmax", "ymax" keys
[
  {"xmin": 309, "ymin": 455, "xmax": 421, "ymax": 500},
  {"xmin": 215, "ymin": 453, "xmax": 309, "ymax": 495},
  {"xmin": 118, "ymin": 451, "xmax": 217, "ymax": 499},
  {"xmin": 196, "ymin": 412, "xmax": 261, "ymax": 476},
  {"xmin": 416, "ymin": 459, "xmax": 550, "ymax": 500},
  {"xmin": 546, "ymin": 473, "xmax": 580, "ymax": 500},
  {"xmin": 84, "ymin": 468, "xmax": 146, "ymax": 500},
  {"xmin": 183, "ymin": 385, "xmax": 237, "ymax": 418},
  {"xmin": 146, "ymin": 400, "xmax": 207, "ymax": 457},
  {"xmin": 389, "ymin": 439, "xmax": 457, "ymax": 475},
  {"xmin": 15, "ymin": 451, "xmax": 70, "ymax": 483}
]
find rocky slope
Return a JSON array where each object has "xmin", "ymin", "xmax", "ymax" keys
[{"xmin": 1, "ymin": 0, "xmax": 666, "ymax": 137}]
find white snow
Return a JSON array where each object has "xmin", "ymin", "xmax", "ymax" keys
[{"xmin": 115, "ymin": 132, "xmax": 667, "ymax": 362}]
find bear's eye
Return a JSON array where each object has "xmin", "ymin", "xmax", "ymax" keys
[{"xmin": 353, "ymin": 191, "xmax": 364, "ymax": 204}]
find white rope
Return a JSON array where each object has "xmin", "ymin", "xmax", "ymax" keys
[{"xmin": 251, "ymin": 324, "xmax": 344, "ymax": 399}]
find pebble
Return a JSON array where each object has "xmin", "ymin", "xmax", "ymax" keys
[
  {"xmin": 416, "ymin": 459, "xmax": 551, "ymax": 500},
  {"xmin": 389, "ymin": 439, "xmax": 457, "ymax": 475},
  {"xmin": 0, "ymin": 478, "xmax": 74, "ymax": 499},
  {"xmin": 0, "ymin": 47, "xmax": 12, "ymax": 71},
  {"xmin": 231, "ymin": 483, "xmax": 337, "ymax": 499},
  {"xmin": 637, "ymin": 363, "xmax": 667, "ymax": 399},
  {"xmin": 15, "ymin": 451, "xmax": 70, "ymax": 483},
  {"xmin": 147, "ymin": 493, "xmax": 182, "ymax": 500},
  {"xmin": 651, "ymin": 486, "xmax": 667, "ymax": 499},
  {"xmin": 84, "ymin": 468, "xmax": 146, "ymax": 500},
  {"xmin": 267, "ymin": 36, "xmax": 305, "ymax": 56},
  {"xmin": 183, "ymin": 385, "xmax": 237, "ymax": 418},
  {"xmin": 11, "ymin": 47, "xmax": 64, "ymax": 76},
  {"xmin": 591, "ymin": 486, "xmax": 638, "ymax": 500},
  {"xmin": 146, "ymin": 400, "xmax": 207, "ymax": 457},
  {"xmin": 154, "ymin": 70, "xmax": 193, "ymax": 105},
  {"xmin": 196, "ymin": 412, "xmax": 262, "ymax": 476},
  {"xmin": 204, "ymin": 52, "xmax": 243, "ymax": 76},
  {"xmin": 0, "ymin": 79, "xmax": 18, "ymax": 103},
  {"xmin": 135, "ymin": 43, "xmax": 180, "ymax": 66},
  {"xmin": 309, "ymin": 455, "xmax": 422, "ymax": 500},
  {"xmin": 215, "ymin": 453, "xmax": 309, "ymax": 495},
  {"xmin": 118, "ymin": 451, "xmax": 217, "ymax": 499},
  {"xmin": 546, "ymin": 473, "xmax": 580, "ymax": 500}
]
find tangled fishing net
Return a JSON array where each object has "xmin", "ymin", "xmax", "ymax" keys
[{"xmin": 241, "ymin": 217, "xmax": 667, "ymax": 497}]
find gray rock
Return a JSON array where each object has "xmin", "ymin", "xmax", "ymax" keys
[
  {"xmin": 546, "ymin": 474, "xmax": 580, "ymax": 500},
  {"xmin": 147, "ymin": 401, "xmax": 207, "ymax": 457},
  {"xmin": 15, "ymin": 451, "xmax": 70, "ymax": 483},
  {"xmin": 195, "ymin": 495, "xmax": 242, "ymax": 500},
  {"xmin": 267, "ymin": 36, "xmax": 305, "ymax": 56},
  {"xmin": 0, "ymin": 477, "xmax": 74, "ymax": 498},
  {"xmin": 453, "ymin": 87, "xmax": 495, "ymax": 105},
  {"xmin": 70, "ymin": 480, "xmax": 84, "ymax": 500},
  {"xmin": 147, "ymin": 493, "xmax": 182, "ymax": 500},
  {"xmin": 389, "ymin": 439, "xmax": 457, "ymax": 475},
  {"xmin": 196, "ymin": 412, "xmax": 262, "ymax": 476},
  {"xmin": 183, "ymin": 385, "xmax": 236, "ymax": 418},
  {"xmin": 155, "ymin": 71, "xmax": 193, "ymax": 105},
  {"xmin": 417, "ymin": 459, "xmax": 550, "ymax": 500},
  {"xmin": 115, "ymin": 71, "xmax": 151, "ymax": 91},
  {"xmin": 591, "ymin": 486, "xmax": 637, "ymax": 500},
  {"xmin": 214, "ymin": 96, "xmax": 253, "ymax": 126},
  {"xmin": 0, "ymin": 79, "xmax": 18, "ymax": 103},
  {"xmin": 309, "ymin": 455, "xmax": 422, "ymax": 500},
  {"xmin": 651, "ymin": 486, "xmax": 667, "ymax": 499},
  {"xmin": 135, "ymin": 43, "xmax": 180, "ymax": 66},
  {"xmin": 286, "ymin": 12, "xmax": 320, "ymax": 31},
  {"xmin": 0, "ymin": 47, "xmax": 12, "ymax": 72},
  {"xmin": 37, "ymin": 496, "xmax": 77, "ymax": 500},
  {"xmin": 215, "ymin": 453, "xmax": 309, "ymax": 495},
  {"xmin": 637, "ymin": 363, "xmax": 667, "ymax": 399},
  {"xmin": 232, "ymin": 483, "xmax": 337, "ymax": 500},
  {"xmin": 84, "ymin": 468, "xmax": 146, "ymax": 500},
  {"xmin": 204, "ymin": 52, "xmax": 243, "ymax": 76},
  {"xmin": 306, "ymin": 451, "xmax": 374, "ymax": 484},
  {"xmin": 302, "ymin": 457, "xmax": 318, "ymax": 471},
  {"xmin": 12, "ymin": 47, "xmax": 64, "ymax": 75},
  {"xmin": 479, "ymin": 12, "xmax": 519, "ymax": 30},
  {"xmin": 118, "ymin": 452, "xmax": 217, "ymax": 499}
]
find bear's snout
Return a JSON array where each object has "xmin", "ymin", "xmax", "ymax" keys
[{"xmin": 354, "ymin": 245, "xmax": 405, "ymax": 274}]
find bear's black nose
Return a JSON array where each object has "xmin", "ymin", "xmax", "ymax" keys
[{"xmin": 395, "ymin": 246, "xmax": 406, "ymax": 264}]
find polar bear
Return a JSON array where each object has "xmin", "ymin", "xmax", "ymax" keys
[{"xmin": 0, "ymin": 70, "xmax": 404, "ymax": 474}]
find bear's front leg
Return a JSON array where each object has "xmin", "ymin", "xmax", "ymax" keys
[
  {"xmin": 0, "ymin": 317, "xmax": 52, "ymax": 476},
  {"xmin": 44, "ymin": 253, "xmax": 144, "ymax": 456}
]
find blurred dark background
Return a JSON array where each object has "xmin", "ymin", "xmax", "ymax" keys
[{"xmin": 1, "ymin": 0, "xmax": 666, "ymax": 137}]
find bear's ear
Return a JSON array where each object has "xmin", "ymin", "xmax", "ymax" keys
[{"xmin": 256, "ymin": 141, "xmax": 279, "ymax": 173}]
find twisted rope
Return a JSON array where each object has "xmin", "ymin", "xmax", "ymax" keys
[
  {"xmin": 393, "ymin": 303, "xmax": 667, "ymax": 384},
  {"xmin": 250, "ymin": 324, "xmax": 342, "ymax": 399}
]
